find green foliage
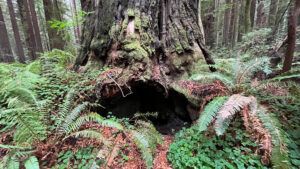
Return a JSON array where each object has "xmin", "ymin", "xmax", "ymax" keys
[
  {"xmin": 24, "ymin": 156, "xmax": 40, "ymax": 169},
  {"xmin": 190, "ymin": 54, "xmax": 271, "ymax": 93},
  {"xmin": 197, "ymin": 96, "xmax": 228, "ymax": 132},
  {"xmin": 258, "ymin": 111, "xmax": 291, "ymax": 169},
  {"xmin": 129, "ymin": 120, "xmax": 163, "ymax": 169},
  {"xmin": 168, "ymin": 121, "xmax": 267, "ymax": 169},
  {"xmin": 53, "ymin": 146, "xmax": 104, "ymax": 169},
  {"xmin": 40, "ymin": 49, "xmax": 75, "ymax": 68}
]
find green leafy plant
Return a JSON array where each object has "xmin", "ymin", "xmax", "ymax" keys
[{"xmin": 168, "ymin": 121, "xmax": 268, "ymax": 169}]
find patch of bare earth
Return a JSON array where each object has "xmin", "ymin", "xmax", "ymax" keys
[{"xmin": 153, "ymin": 135, "xmax": 174, "ymax": 169}]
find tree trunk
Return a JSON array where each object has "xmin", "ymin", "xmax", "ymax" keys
[
  {"xmin": 72, "ymin": 0, "xmax": 80, "ymax": 44},
  {"xmin": 244, "ymin": 0, "xmax": 251, "ymax": 33},
  {"xmin": 74, "ymin": 0, "xmax": 225, "ymax": 121},
  {"xmin": 0, "ymin": 5, "xmax": 14, "ymax": 63},
  {"xmin": 282, "ymin": 0, "xmax": 300, "ymax": 73},
  {"xmin": 229, "ymin": 0, "xmax": 239, "ymax": 48},
  {"xmin": 256, "ymin": 0, "xmax": 266, "ymax": 28},
  {"xmin": 28, "ymin": 0, "xmax": 43, "ymax": 53},
  {"xmin": 7, "ymin": 0, "xmax": 26, "ymax": 63},
  {"xmin": 268, "ymin": 0, "xmax": 278, "ymax": 27},
  {"xmin": 250, "ymin": 0, "xmax": 256, "ymax": 29},
  {"xmin": 223, "ymin": 0, "xmax": 231, "ymax": 45},
  {"xmin": 43, "ymin": 0, "xmax": 66, "ymax": 50},
  {"xmin": 17, "ymin": 0, "xmax": 35, "ymax": 60},
  {"xmin": 197, "ymin": 0, "xmax": 205, "ymax": 45},
  {"xmin": 22, "ymin": 0, "xmax": 37, "ymax": 60},
  {"xmin": 238, "ymin": 0, "xmax": 245, "ymax": 42},
  {"xmin": 203, "ymin": 0, "xmax": 216, "ymax": 47}
]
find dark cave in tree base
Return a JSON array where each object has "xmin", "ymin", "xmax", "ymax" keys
[{"xmin": 96, "ymin": 82, "xmax": 195, "ymax": 135}]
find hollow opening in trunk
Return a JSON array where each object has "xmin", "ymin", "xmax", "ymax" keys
[{"xmin": 96, "ymin": 81, "xmax": 194, "ymax": 135}]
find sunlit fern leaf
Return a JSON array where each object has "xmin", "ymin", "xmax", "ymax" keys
[
  {"xmin": 197, "ymin": 97, "xmax": 228, "ymax": 132},
  {"xmin": 24, "ymin": 156, "xmax": 39, "ymax": 169},
  {"xmin": 66, "ymin": 113, "xmax": 104, "ymax": 134},
  {"xmin": 190, "ymin": 73, "xmax": 234, "ymax": 87},
  {"xmin": 258, "ymin": 111, "xmax": 291, "ymax": 169},
  {"xmin": 57, "ymin": 90, "xmax": 75, "ymax": 125},
  {"xmin": 271, "ymin": 74, "xmax": 300, "ymax": 81},
  {"xmin": 65, "ymin": 130, "xmax": 109, "ymax": 145},
  {"xmin": 131, "ymin": 130, "xmax": 153, "ymax": 169},
  {"xmin": 135, "ymin": 120, "xmax": 163, "ymax": 144},
  {"xmin": 0, "ymin": 150, "xmax": 20, "ymax": 169},
  {"xmin": 101, "ymin": 119, "xmax": 124, "ymax": 130},
  {"xmin": 215, "ymin": 95, "xmax": 257, "ymax": 136},
  {"xmin": 59, "ymin": 102, "xmax": 88, "ymax": 134}
]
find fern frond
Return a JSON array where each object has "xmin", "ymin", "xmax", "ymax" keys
[
  {"xmin": 59, "ymin": 102, "xmax": 88, "ymax": 134},
  {"xmin": 258, "ymin": 111, "xmax": 291, "ymax": 168},
  {"xmin": 190, "ymin": 73, "xmax": 234, "ymax": 87},
  {"xmin": 66, "ymin": 113, "xmax": 104, "ymax": 134},
  {"xmin": 65, "ymin": 130, "xmax": 109, "ymax": 145},
  {"xmin": 271, "ymin": 74, "xmax": 300, "ymax": 81},
  {"xmin": 131, "ymin": 130, "xmax": 153, "ymax": 169},
  {"xmin": 197, "ymin": 97, "xmax": 228, "ymax": 132},
  {"xmin": 101, "ymin": 119, "xmax": 124, "ymax": 130},
  {"xmin": 215, "ymin": 95, "xmax": 257, "ymax": 135},
  {"xmin": 57, "ymin": 90, "xmax": 75, "ymax": 125}
]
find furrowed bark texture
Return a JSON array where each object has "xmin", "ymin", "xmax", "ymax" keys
[{"xmin": 74, "ymin": 0, "xmax": 224, "ymax": 121}]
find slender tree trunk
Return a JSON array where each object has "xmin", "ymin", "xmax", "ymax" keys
[
  {"xmin": 72, "ymin": 0, "xmax": 80, "ymax": 44},
  {"xmin": 244, "ymin": 0, "xmax": 251, "ymax": 33},
  {"xmin": 197, "ymin": 0, "xmax": 205, "ymax": 44},
  {"xmin": 238, "ymin": 0, "xmax": 245, "ymax": 42},
  {"xmin": 256, "ymin": 0, "xmax": 266, "ymax": 28},
  {"xmin": 0, "ymin": 5, "xmax": 14, "ymax": 63},
  {"xmin": 282, "ymin": 0, "xmax": 300, "ymax": 73},
  {"xmin": 22, "ymin": 0, "xmax": 37, "ymax": 60},
  {"xmin": 229, "ymin": 0, "xmax": 238, "ymax": 48},
  {"xmin": 7, "ymin": 0, "xmax": 26, "ymax": 63},
  {"xmin": 203, "ymin": 0, "xmax": 215, "ymax": 47},
  {"xmin": 268, "ymin": 0, "xmax": 278, "ymax": 27},
  {"xmin": 223, "ymin": 0, "xmax": 231, "ymax": 45},
  {"xmin": 250, "ymin": 0, "xmax": 256, "ymax": 29},
  {"xmin": 215, "ymin": 0, "xmax": 221, "ymax": 47},
  {"xmin": 28, "ymin": 0, "xmax": 43, "ymax": 53},
  {"xmin": 43, "ymin": 0, "xmax": 66, "ymax": 50}
]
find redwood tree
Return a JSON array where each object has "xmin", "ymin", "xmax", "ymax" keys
[
  {"xmin": 7, "ymin": 0, "xmax": 26, "ymax": 63},
  {"xmin": 0, "ymin": 4, "xmax": 14, "ymax": 63},
  {"xmin": 28, "ymin": 0, "xmax": 43, "ymax": 53},
  {"xmin": 43, "ymin": 0, "xmax": 66, "ymax": 50},
  {"xmin": 282, "ymin": 0, "xmax": 300, "ymax": 73},
  {"xmin": 73, "ymin": 0, "xmax": 224, "ymax": 120}
]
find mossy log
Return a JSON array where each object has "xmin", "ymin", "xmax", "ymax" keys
[{"xmin": 75, "ymin": 0, "xmax": 225, "ymax": 121}]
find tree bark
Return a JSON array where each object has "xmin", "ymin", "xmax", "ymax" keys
[
  {"xmin": 74, "ymin": 0, "xmax": 226, "ymax": 122},
  {"xmin": 229, "ymin": 0, "xmax": 239, "ymax": 48},
  {"xmin": 268, "ymin": 0, "xmax": 278, "ymax": 27},
  {"xmin": 223, "ymin": 0, "xmax": 231, "ymax": 45},
  {"xmin": 244, "ymin": 0, "xmax": 251, "ymax": 33},
  {"xmin": 22, "ymin": 0, "xmax": 37, "ymax": 60},
  {"xmin": 28, "ymin": 0, "xmax": 43, "ymax": 53},
  {"xmin": 43, "ymin": 0, "xmax": 66, "ymax": 50},
  {"xmin": 7, "ymin": 0, "xmax": 26, "ymax": 63},
  {"xmin": 238, "ymin": 0, "xmax": 245, "ymax": 42},
  {"xmin": 0, "ymin": 5, "xmax": 14, "ymax": 63},
  {"xmin": 282, "ymin": 0, "xmax": 300, "ymax": 73},
  {"xmin": 197, "ymin": 0, "xmax": 205, "ymax": 44},
  {"xmin": 250, "ymin": 0, "xmax": 256, "ymax": 29},
  {"xmin": 256, "ymin": 0, "xmax": 266, "ymax": 28},
  {"xmin": 72, "ymin": 0, "xmax": 80, "ymax": 44}
]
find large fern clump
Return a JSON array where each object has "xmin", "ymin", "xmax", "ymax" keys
[
  {"xmin": 190, "ymin": 54, "xmax": 271, "ymax": 93},
  {"xmin": 195, "ymin": 94, "xmax": 292, "ymax": 168}
]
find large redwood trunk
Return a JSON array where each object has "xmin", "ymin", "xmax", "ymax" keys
[{"xmin": 74, "ymin": 0, "xmax": 225, "ymax": 123}]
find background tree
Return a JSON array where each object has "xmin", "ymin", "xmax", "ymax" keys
[
  {"xmin": 282, "ymin": 0, "xmax": 300, "ymax": 73},
  {"xmin": 7, "ymin": 0, "xmax": 25, "ymax": 63},
  {"xmin": 28, "ymin": 0, "xmax": 43, "ymax": 53},
  {"xmin": 0, "ymin": 4, "xmax": 14, "ymax": 63},
  {"xmin": 223, "ymin": 0, "xmax": 231, "ymax": 45},
  {"xmin": 43, "ymin": 0, "xmax": 66, "ymax": 50}
]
